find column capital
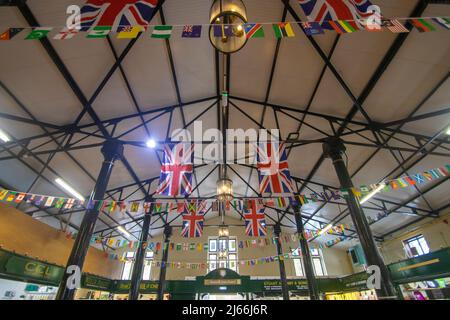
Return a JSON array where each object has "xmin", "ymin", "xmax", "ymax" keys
[
  {"xmin": 164, "ymin": 225, "xmax": 172, "ymax": 238},
  {"xmin": 101, "ymin": 139, "xmax": 124, "ymax": 162},
  {"xmin": 322, "ymin": 137, "xmax": 346, "ymax": 159},
  {"xmin": 273, "ymin": 223, "xmax": 282, "ymax": 236}
]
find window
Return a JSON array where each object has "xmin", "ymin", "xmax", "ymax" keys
[
  {"xmin": 311, "ymin": 249, "xmax": 325, "ymax": 276},
  {"xmin": 292, "ymin": 248, "xmax": 304, "ymax": 277},
  {"xmin": 291, "ymin": 248, "xmax": 326, "ymax": 277},
  {"xmin": 404, "ymin": 234, "xmax": 430, "ymax": 257},
  {"xmin": 121, "ymin": 251, "xmax": 154, "ymax": 281},
  {"xmin": 208, "ymin": 237, "xmax": 238, "ymax": 272},
  {"xmin": 142, "ymin": 251, "xmax": 154, "ymax": 281},
  {"xmin": 121, "ymin": 251, "xmax": 135, "ymax": 280}
]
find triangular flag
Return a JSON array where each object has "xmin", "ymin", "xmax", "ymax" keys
[
  {"xmin": 0, "ymin": 28, "xmax": 24, "ymax": 40},
  {"xmin": 87, "ymin": 26, "xmax": 111, "ymax": 38},
  {"xmin": 117, "ymin": 26, "xmax": 144, "ymax": 39},
  {"xmin": 25, "ymin": 27, "xmax": 53, "ymax": 40},
  {"xmin": 53, "ymin": 27, "xmax": 79, "ymax": 40}
]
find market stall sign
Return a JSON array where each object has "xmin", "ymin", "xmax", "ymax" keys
[
  {"xmin": 204, "ymin": 279, "xmax": 241, "ymax": 286},
  {"xmin": 82, "ymin": 274, "xmax": 112, "ymax": 291},
  {"xmin": 389, "ymin": 247, "xmax": 450, "ymax": 283},
  {"xmin": 4, "ymin": 256, "xmax": 63, "ymax": 284}
]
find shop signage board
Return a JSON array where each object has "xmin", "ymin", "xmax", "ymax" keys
[
  {"xmin": 339, "ymin": 272, "xmax": 369, "ymax": 292},
  {"xmin": 82, "ymin": 274, "xmax": 112, "ymax": 292},
  {"xmin": 4, "ymin": 255, "xmax": 63, "ymax": 284},
  {"xmin": 0, "ymin": 248, "xmax": 449, "ymax": 296},
  {"xmin": 388, "ymin": 247, "xmax": 450, "ymax": 284}
]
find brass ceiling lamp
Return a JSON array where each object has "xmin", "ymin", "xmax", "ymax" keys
[{"xmin": 209, "ymin": 0, "xmax": 248, "ymax": 54}]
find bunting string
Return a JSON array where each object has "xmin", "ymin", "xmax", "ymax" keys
[
  {"xmin": 1, "ymin": 16, "xmax": 449, "ymax": 41},
  {"xmin": 64, "ymin": 223, "xmax": 349, "ymax": 254},
  {"xmin": 1, "ymin": 165, "xmax": 448, "ymax": 216},
  {"xmin": 105, "ymin": 249, "xmax": 343, "ymax": 268}
]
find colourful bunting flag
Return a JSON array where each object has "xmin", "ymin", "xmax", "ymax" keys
[
  {"xmin": 182, "ymin": 25, "xmax": 202, "ymax": 38},
  {"xmin": 382, "ymin": 19, "xmax": 409, "ymax": 33},
  {"xmin": 117, "ymin": 26, "xmax": 144, "ymax": 39},
  {"xmin": 301, "ymin": 22, "xmax": 325, "ymax": 36},
  {"xmin": 0, "ymin": 28, "xmax": 24, "ymax": 40},
  {"xmin": 53, "ymin": 27, "xmax": 79, "ymax": 40},
  {"xmin": 25, "ymin": 27, "xmax": 53, "ymax": 40},
  {"xmin": 411, "ymin": 19, "xmax": 436, "ymax": 32},
  {"xmin": 272, "ymin": 23, "xmax": 295, "ymax": 38},
  {"xmin": 152, "ymin": 25, "xmax": 173, "ymax": 39},
  {"xmin": 433, "ymin": 17, "xmax": 450, "ymax": 30},
  {"xmin": 87, "ymin": 26, "xmax": 112, "ymax": 38},
  {"xmin": 244, "ymin": 23, "xmax": 265, "ymax": 38}
]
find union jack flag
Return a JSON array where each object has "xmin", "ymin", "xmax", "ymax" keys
[
  {"xmin": 181, "ymin": 201, "xmax": 205, "ymax": 238},
  {"xmin": 80, "ymin": 0, "xmax": 158, "ymax": 31},
  {"xmin": 298, "ymin": 0, "xmax": 375, "ymax": 30},
  {"xmin": 243, "ymin": 200, "xmax": 267, "ymax": 237},
  {"xmin": 157, "ymin": 143, "xmax": 194, "ymax": 197},
  {"xmin": 256, "ymin": 141, "xmax": 294, "ymax": 195}
]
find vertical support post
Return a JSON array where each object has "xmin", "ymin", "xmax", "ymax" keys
[
  {"xmin": 56, "ymin": 140, "xmax": 123, "ymax": 300},
  {"xmin": 157, "ymin": 225, "xmax": 172, "ymax": 300},
  {"xmin": 273, "ymin": 224, "xmax": 289, "ymax": 300},
  {"xmin": 322, "ymin": 137, "xmax": 397, "ymax": 299},
  {"xmin": 128, "ymin": 199, "xmax": 153, "ymax": 300},
  {"xmin": 293, "ymin": 204, "xmax": 320, "ymax": 300}
]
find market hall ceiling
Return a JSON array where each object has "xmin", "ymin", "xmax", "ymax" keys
[{"xmin": 0, "ymin": 0, "xmax": 449, "ymax": 247}]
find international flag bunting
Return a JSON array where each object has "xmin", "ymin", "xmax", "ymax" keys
[
  {"xmin": 359, "ymin": 19, "xmax": 382, "ymax": 32},
  {"xmin": 25, "ymin": 27, "xmax": 53, "ymax": 40},
  {"xmin": 53, "ymin": 27, "xmax": 79, "ymax": 40},
  {"xmin": 213, "ymin": 24, "xmax": 233, "ymax": 37},
  {"xmin": 117, "ymin": 26, "xmax": 145, "ymax": 39},
  {"xmin": 256, "ymin": 141, "xmax": 294, "ymax": 195},
  {"xmin": 156, "ymin": 143, "xmax": 194, "ymax": 197},
  {"xmin": 181, "ymin": 201, "xmax": 205, "ymax": 238},
  {"xmin": 382, "ymin": 19, "xmax": 409, "ymax": 33},
  {"xmin": 151, "ymin": 25, "xmax": 173, "ymax": 38},
  {"xmin": 244, "ymin": 23, "xmax": 265, "ymax": 38},
  {"xmin": 0, "ymin": 28, "xmax": 24, "ymax": 40},
  {"xmin": 272, "ymin": 23, "xmax": 295, "ymax": 38},
  {"xmin": 301, "ymin": 22, "xmax": 325, "ymax": 36},
  {"xmin": 298, "ymin": 0, "xmax": 374, "ymax": 30},
  {"xmin": 87, "ymin": 26, "xmax": 112, "ymax": 38},
  {"xmin": 433, "ymin": 17, "xmax": 450, "ymax": 30},
  {"xmin": 79, "ymin": 0, "xmax": 159, "ymax": 32},
  {"xmin": 182, "ymin": 25, "xmax": 202, "ymax": 38},
  {"xmin": 243, "ymin": 200, "xmax": 267, "ymax": 237},
  {"xmin": 411, "ymin": 19, "xmax": 436, "ymax": 32},
  {"xmin": 329, "ymin": 20, "xmax": 359, "ymax": 34},
  {"xmin": 153, "ymin": 202, "xmax": 167, "ymax": 213}
]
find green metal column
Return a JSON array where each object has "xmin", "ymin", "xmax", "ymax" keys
[
  {"xmin": 273, "ymin": 224, "xmax": 290, "ymax": 300},
  {"xmin": 293, "ymin": 204, "xmax": 320, "ymax": 300},
  {"xmin": 323, "ymin": 137, "xmax": 397, "ymax": 300},
  {"xmin": 128, "ymin": 199, "xmax": 153, "ymax": 300},
  {"xmin": 56, "ymin": 140, "xmax": 123, "ymax": 300},
  {"xmin": 157, "ymin": 225, "xmax": 172, "ymax": 300}
]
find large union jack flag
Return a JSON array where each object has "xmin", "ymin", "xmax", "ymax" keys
[
  {"xmin": 298, "ymin": 0, "xmax": 374, "ymax": 29},
  {"xmin": 256, "ymin": 141, "xmax": 294, "ymax": 195},
  {"xmin": 157, "ymin": 143, "xmax": 194, "ymax": 197},
  {"xmin": 243, "ymin": 200, "xmax": 267, "ymax": 237},
  {"xmin": 181, "ymin": 201, "xmax": 206, "ymax": 238},
  {"xmin": 80, "ymin": 0, "xmax": 158, "ymax": 31}
]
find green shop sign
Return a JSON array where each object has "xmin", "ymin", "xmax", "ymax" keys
[
  {"xmin": 82, "ymin": 274, "xmax": 112, "ymax": 292},
  {"xmin": 113, "ymin": 280, "xmax": 159, "ymax": 294},
  {"xmin": 4, "ymin": 255, "xmax": 63, "ymax": 285},
  {"xmin": 389, "ymin": 247, "xmax": 450, "ymax": 283}
]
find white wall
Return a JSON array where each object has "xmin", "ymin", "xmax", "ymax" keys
[
  {"xmin": 380, "ymin": 211, "xmax": 450, "ymax": 264},
  {"xmin": 116, "ymin": 216, "xmax": 353, "ymax": 280}
]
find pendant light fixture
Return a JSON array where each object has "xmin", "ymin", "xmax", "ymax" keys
[{"xmin": 209, "ymin": 0, "xmax": 248, "ymax": 54}]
